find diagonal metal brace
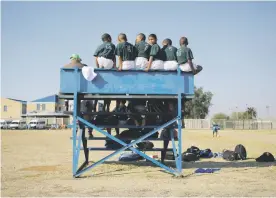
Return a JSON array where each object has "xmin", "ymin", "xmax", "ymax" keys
[{"xmin": 75, "ymin": 117, "xmax": 179, "ymax": 177}]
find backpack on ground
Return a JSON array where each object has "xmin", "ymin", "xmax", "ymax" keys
[
  {"xmin": 182, "ymin": 152, "xmax": 200, "ymax": 162},
  {"xmin": 256, "ymin": 152, "xmax": 275, "ymax": 162},
  {"xmin": 200, "ymin": 149, "xmax": 213, "ymax": 158},
  {"xmin": 119, "ymin": 152, "xmax": 144, "ymax": 162},
  {"xmin": 187, "ymin": 146, "xmax": 201, "ymax": 156},
  {"xmin": 234, "ymin": 144, "xmax": 247, "ymax": 160},
  {"xmin": 105, "ymin": 129, "xmax": 142, "ymax": 149},
  {"xmin": 222, "ymin": 150, "xmax": 238, "ymax": 161},
  {"xmin": 136, "ymin": 141, "xmax": 154, "ymax": 150},
  {"xmin": 165, "ymin": 151, "xmax": 177, "ymax": 160}
]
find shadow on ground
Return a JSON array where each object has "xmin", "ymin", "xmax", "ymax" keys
[
  {"xmin": 76, "ymin": 159, "xmax": 275, "ymax": 178},
  {"xmin": 92, "ymin": 159, "xmax": 275, "ymax": 169}
]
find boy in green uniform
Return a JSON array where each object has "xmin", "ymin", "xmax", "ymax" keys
[
  {"xmin": 116, "ymin": 33, "xmax": 137, "ymax": 71},
  {"xmin": 94, "ymin": 33, "xmax": 116, "ymax": 69},
  {"xmin": 162, "ymin": 38, "xmax": 178, "ymax": 71},
  {"xmin": 177, "ymin": 37, "xmax": 202, "ymax": 74},
  {"xmin": 135, "ymin": 33, "xmax": 151, "ymax": 70},
  {"xmin": 145, "ymin": 34, "xmax": 164, "ymax": 71}
]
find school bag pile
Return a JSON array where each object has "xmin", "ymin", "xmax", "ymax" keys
[{"xmin": 165, "ymin": 144, "xmax": 275, "ymax": 163}]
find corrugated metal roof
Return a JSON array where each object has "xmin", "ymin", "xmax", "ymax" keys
[{"xmin": 31, "ymin": 95, "xmax": 58, "ymax": 103}]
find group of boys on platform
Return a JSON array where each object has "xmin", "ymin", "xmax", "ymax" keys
[
  {"xmin": 64, "ymin": 33, "xmax": 202, "ymax": 138},
  {"xmin": 64, "ymin": 33, "xmax": 202, "ymax": 74}
]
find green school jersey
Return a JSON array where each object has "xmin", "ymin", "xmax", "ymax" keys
[
  {"xmin": 94, "ymin": 42, "xmax": 116, "ymax": 60},
  {"xmin": 162, "ymin": 46, "xmax": 177, "ymax": 61},
  {"xmin": 176, "ymin": 46, "xmax": 194, "ymax": 64},
  {"xmin": 150, "ymin": 44, "xmax": 164, "ymax": 61},
  {"xmin": 116, "ymin": 42, "xmax": 137, "ymax": 61},
  {"xmin": 135, "ymin": 41, "xmax": 151, "ymax": 59}
]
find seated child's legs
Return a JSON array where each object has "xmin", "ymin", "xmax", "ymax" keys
[
  {"xmin": 164, "ymin": 61, "xmax": 178, "ymax": 71},
  {"xmin": 93, "ymin": 100, "xmax": 98, "ymax": 112},
  {"xmin": 104, "ymin": 99, "xmax": 111, "ymax": 112},
  {"xmin": 122, "ymin": 61, "xmax": 135, "ymax": 70},
  {"xmin": 98, "ymin": 57, "xmax": 114, "ymax": 69},
  {"xmin": 135, "ymin": 57, "xmax": 148, "ymax": 70},
  {"xmin": 179, "ymin": 62, "xmax": 203, "ymax": 74},
  {"xmin": 151, "ymin": 60, "xmax": 164, "ymax": 70}
]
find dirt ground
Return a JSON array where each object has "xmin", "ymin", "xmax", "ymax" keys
[{"xmin": 1, "ymin": 129, "xmax": 276, "ymax": 197}]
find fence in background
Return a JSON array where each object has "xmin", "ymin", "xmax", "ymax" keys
[{"xmin": 184, "ymin": 119, "xmax": 276, "ymax": 130}]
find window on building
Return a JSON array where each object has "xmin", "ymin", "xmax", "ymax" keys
[
  {"xmin": 37, "ymin": 104, "xmax": 40, "ymax": 111},
  {"xmin": 22, "ymin": 104, "xmax": 27, "ymax": 114},
  {"xmin": 42, "ymin": 104, "xmax": 46, "ymax": 111},
  {"xmin": 4, "ymin": 105, "xmax": 8, "ymax": 112},
  {"xmin": 59, "ymin": 107, "xmax": 61, "ymax": 111}
]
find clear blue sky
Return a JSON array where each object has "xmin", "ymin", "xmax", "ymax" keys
[{"xmin": 1, "ymin": 1, "xmax": 276, "ymax": 118}]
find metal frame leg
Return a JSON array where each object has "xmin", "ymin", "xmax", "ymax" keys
[{"xmin": 75, "ymin": 117, "xmax": 178, "ymax": 177}]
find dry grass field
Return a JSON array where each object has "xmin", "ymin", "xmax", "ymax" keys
[{"xmin": 1, "ymin": 129, "xmax": 276, "ymax": 197}]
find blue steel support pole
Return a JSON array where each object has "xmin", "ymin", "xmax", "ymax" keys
[
  {"xmin": 72, "ymin": 67, "xmax": 78, "ymax": 175},
  {"xmin": 177, "ymin": 68, "xmax": 183, "ymax": 174},
  {"xmin": 76, "ymin": 117, "xmax": 178, "ymax": 177}
]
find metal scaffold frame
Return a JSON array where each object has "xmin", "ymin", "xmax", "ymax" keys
[{"xmin": 59, "ymin": 68, "xmax": 194, "ymax": 178}]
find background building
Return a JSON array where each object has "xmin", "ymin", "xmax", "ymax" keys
[
  {"xmin": 0, "ymin": 97, "xmax": 27, "ymax": 120},
  {"xmin": 23, "ymin": 94, "xmax": 70, "ymax": 126}
]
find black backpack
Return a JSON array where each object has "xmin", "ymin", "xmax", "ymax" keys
[
  {"xmin": 234, "ymin": 144, "xmax": 247, "ymax": 160},
  {"xmin": 187, "ymin": 146, "xmax": 201, "ymax": 156},
  {"xmin": 182, "ymin": 152, "xmax": 200, "ymax": 162},
  {"xmin": 223, "ymin": 150, "xmax": 238, "ymax": 161},
  {"xmin": 165, "ymin": 151, "xmax": 177, "ymax": 160},
  {"xmin": 136, "ymin": 141, "xmax": 154, "ymax": 150},
  {"xmin": 200, "ymin": 149, "xmax": 212, "ymax": 158},
  {"xmin": 256, "ymin": 152, "xmax": 275, "ymax": 162}
]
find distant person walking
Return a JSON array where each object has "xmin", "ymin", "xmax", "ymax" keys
[{"xmin": 212, "ymin": 124, "xmax": 220, "ymax": 137}]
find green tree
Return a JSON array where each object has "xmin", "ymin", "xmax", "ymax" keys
[
  {"xmin": 231, "ymin": 112, "xmax": 246, "ymax": 120},
  {"xmin": 212, "ymin": 113, "xmax": 229, "ymax": 120},
  {"xmin": 245, "ymin": 107, "xmax": 257, "ymax": 119},
  {"xmin": 184, "ymin": 87, "xmax": 213, "ymax": 119}
]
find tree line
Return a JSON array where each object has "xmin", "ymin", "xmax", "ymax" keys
[
  {"xmin": 212, "ymin": 107, "xmax": 257, "ymax": 120},
  {"xmin": 183, "ymin": 87, "xmax": 257, "ymax": 120}
]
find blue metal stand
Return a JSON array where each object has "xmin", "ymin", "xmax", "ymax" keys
[{"xmin": 59, "ymin": 67, "xmax": 194, "ymax": 177}]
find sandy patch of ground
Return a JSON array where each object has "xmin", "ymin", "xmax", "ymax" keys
[{"xmin": 1, "ymin": 129, "xmax": 276, "ymax": 197}]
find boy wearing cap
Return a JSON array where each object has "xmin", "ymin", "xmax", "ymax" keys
[
  {"xmin": 145, "ymin": 34, "xmax": 164, "ymax": 71},
  {"xmin": 64, "ymin": 54, "xmax": 86, "ymax": 68},
  {"xmin": 94, "ymin": 33, "xmax": 116, "ymax": 69},
  {"xmin": 135, "ymin": 33, "xmax": 151, "ymax": 70},
  {"xmin": 162, "ymin": 39, "xmax": 178, "ymax": 71},
  {"xmin": 116, "ymin": 33, "xmax": 137, "ymax": 71},
  {"xmin": 177, "ymin": 37, "xmax": 203, "ymax": 74}
]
